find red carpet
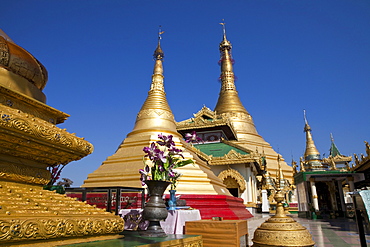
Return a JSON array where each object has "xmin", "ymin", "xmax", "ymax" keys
[{"xmin": 172, "ymin": 194, "xmax": 253, "ymax": 220}]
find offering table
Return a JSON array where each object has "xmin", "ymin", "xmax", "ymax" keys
[{"xmin": 119, "ymin": 209, "xmax": 201, "ymax": 234}]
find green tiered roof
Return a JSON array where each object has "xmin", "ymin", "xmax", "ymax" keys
[{"xmin": 194, "ymin": 142, "xmax": 249, "ymax": 157}]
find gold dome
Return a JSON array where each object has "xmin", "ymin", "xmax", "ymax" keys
[{"xmin": 0, "ymin": 30, "xmax": 48, "ymax": 102}]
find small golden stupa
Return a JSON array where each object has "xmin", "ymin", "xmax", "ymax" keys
[
  {"xmin": 252, "ymin": 157, "xmax": 315, "ymax": 247},
  {"xmin": 0, "ymin": 30, "xmax": 123, "ymax": 245}
]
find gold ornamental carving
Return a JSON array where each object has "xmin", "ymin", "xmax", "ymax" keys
[
  {"xmin": 0, "ymin": 86, "xmax": 68, "ymax": 124},
  {"xmin": 0, "ymin": 217, "xmax": 123, "ymax": 242},
  {"xmin": 218, "ymin": 168, "xmax": 246, "ymax": 192},
  {"xmin": 253, "ymin": 192, "xmax": 314, "ymax": 246},
  {"xmin": 253, "ymin": 229, "xmax": 314, "ymax": 246},
  {"xmin": 176, "ymin": 106, "xmax": 235, "ymax": 133},
  {"xmin": 218, "ymin": 111, "xmax": 251, "ymax": 120},
  {"xmin": 193, "ymin": 106, "xmax": 216, "ymax": 119},
  {"xmin": 353, "ymin": 142, "xmax": 370, "ymax": 171},
  {"xmin": 209, "ymin": 149, "xmax": 258, "ymax": 165},
  {"xmin": 0, "ymin": 161, "xmax": 50, "ymax": 185},
  {"xmin": 223, "ymin": 176, "xmax": 239, "ymax": 189},
  {"xmin": 183, "ymin": 239, "xmax": 203, "ymax": 247},
  {"xmin": 137, "ymin": 108, "xmax": 174, "ymax": 120},
  {"xmin": 0, "ymin": 104, "xmax": 93, "ymax": 166},
  {"xmin": 0, "ymin": 181, "xmax": 124, "ymax": 244},
  {"xmin": 0, "ymin": 36, "xmax": 48, "ymax": 91},
  {"xmin": 253, "ymin": 172, "xmax": 314, "ymax": 246}
]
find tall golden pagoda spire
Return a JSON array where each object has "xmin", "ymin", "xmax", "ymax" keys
[
  {"xmin": 214, "ymin": 21, "xmax": 248, "ymax": 115},
  {"xmin": 303, "ymin": 110, "xmax": 323, "ymax": 170},
  {"xmin": 210, "ymin": 21, "xmax": 293, "ymax": 183},
  {"xmin": 131, "ymin": 27, "xmax": 177, "ymax": 136}
]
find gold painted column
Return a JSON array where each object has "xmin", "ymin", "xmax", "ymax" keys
[{"xmin": 309, "ymin": 178, "xmax": 319, "ymax": 211}]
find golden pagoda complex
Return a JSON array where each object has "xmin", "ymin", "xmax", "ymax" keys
[
  {"xmin": 177, "ymin": 24, "xmax": 294, "ymax": 210},
  {"xmin": 294, "ymin": 111, "xmax": 362, "ymax": 218},
  {"xmin": 82, "ymin": 32, "xmax": 252, "ymax": 219},
  {"xmin": 0, "ymin": 30, "xmax": 123, "ymax": 245}
]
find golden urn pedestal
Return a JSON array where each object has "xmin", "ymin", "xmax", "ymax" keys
[
  {"xmin": 252, "ymin": 190, "xmax": 315, "ymax": 247},
  {"xmin": 0, "ymin": 30, "xmax": 124, "ymax": 245}
]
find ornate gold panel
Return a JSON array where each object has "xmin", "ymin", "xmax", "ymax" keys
[
  {"xmin": 0, "ymin": 104, "xmax": 93, "ymax": 167},
  {"xmin": 0, "ymin": 86, "xmax": 68, "ymax": 124},
  {"xmin": 0, "ymin": 181, "xmax": 124, "ymax": 243},
  {"xmin": 0, "ymin": 161, "xmax": 50, "ymax": 185},
  {"xmin": 218, "ymin": 168, "xmax": 246, "ymax": 192}
]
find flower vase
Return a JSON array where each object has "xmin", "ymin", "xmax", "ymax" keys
[
  {"xmin": 140, "ymin": 180, "xmax": 170, "ymax": 237},
  {"xmin": 168, "ymin": 189, "xmax": 177, "ymax": 210}
]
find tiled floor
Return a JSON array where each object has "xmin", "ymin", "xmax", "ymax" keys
[{"xmin": 247, "ymin": 214, "xmax": 370, "ymax": 247}]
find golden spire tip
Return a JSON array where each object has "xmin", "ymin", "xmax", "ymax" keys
[
  {"xmin": 158, "ymin": 25, "xmax": 165, "ymax": 40},
  {"xmin": 219, "ymin": 19, "xmax": 226, "ymax": 36},
  {"xmin": 154, "ymin": 26, "xmax": 164, "ymax": 60},
  {"xmin": 303, "ymin": 109, "xmax": 308, "ymax": 125}
]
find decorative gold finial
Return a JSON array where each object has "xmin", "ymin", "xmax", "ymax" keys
[
  {"xmin": 276, "ymin": 155, "xmax": 280, "ymax": 188},
  {"xmin": 153, "ymin": 25, "xmax": 164, "ymax": 60},
  {"xmin": 275, "ymin": 154, "xmax": 285, "ymax": 191},
  {"xmin": 219, "ymin": 19, "xmax": 226, "ymax": 39},
  {"xmin": 219, "ymin": 19, "xmax": 232, "ymax": 50},
  {"xmin": 158, "ymin": 25, "xmax": 165, "ymax": 40},
  {"xmin": 303, "ymin": 109, "xmax": 311, "ymax": 132},
  {"xmin": 292, "ymin": 158, "xmax": 298, "ymax": 174},
  {"xmin": 303, "ymin": 109, "xmax": 308, "ymax": 124}
]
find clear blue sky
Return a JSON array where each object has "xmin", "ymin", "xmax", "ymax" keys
[{"xmin": 2, "ymin": 1, "xmax": 369, "ymax": 186}]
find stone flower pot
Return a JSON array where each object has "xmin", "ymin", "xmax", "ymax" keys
[{"xmin": 140, "ymin": 180, "xmax": 170, "ymax": 237}]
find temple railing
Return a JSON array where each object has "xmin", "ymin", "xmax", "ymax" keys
[{"xmin": 65, "ymin": 186, "xmax": 145, "ymax": 215}]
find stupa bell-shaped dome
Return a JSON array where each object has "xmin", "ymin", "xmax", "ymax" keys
[{"xmin": 0, "ymin": 29, "xmax": 48, "ymax": 102}]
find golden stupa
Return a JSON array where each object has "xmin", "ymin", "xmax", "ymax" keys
[
  {"xmin": 0, "ymin": 30, "xmax": 123, "ymax": 245},
  {"xmin": 177, "ymin": 24, "xmax": 293, "ymax": 183},
  {"xmin": 82, "ymin": 33, "xmax": 230, "ymax": 196},
  {"xmin": 252, "ymin": 159, "xmax": 315, "ymax": 247}
]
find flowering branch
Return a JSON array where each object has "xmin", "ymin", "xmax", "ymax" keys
[
  {"xmin": 140, "ymin": 134, "xmax": 194, "ymax": 190},
  {"xmin": 47, "ymin": 164, "xmax": 66, "ymax": 186}
]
